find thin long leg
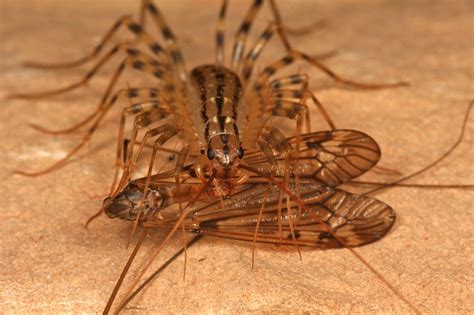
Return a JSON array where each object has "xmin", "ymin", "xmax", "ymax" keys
[
  {"xmin": 173, "ymin": 147, "xmax": 190, "ymax": 281},
  {"xmin": 111, "ymin": 101, "xmax": 170, "ymax": 195},
  {"xmin": 21, "ymin": 15, "xmax": 166, "ymax": 71},
  {"xmin": 142, "ymin": 0, "xmax": 188, "ymax": 81},
  {"xmin": 350, "ymin": 181, "xmax": 474, "ymax": 189},
  {"xmin": 13, "ymin": 50, "xmax": 167, "ymax": 177},
  {"xmin": 114, "ymin": 121, "xmax": 178, "ymax": 195},
  {"xmin": 251, "ymin": 189, "xmax": 269, "ymax": 269},
  {"xmin": 259, "ymin": 50, "xmax": 409, "ymax": 89},
  {"xmin": 215, "ymin": 0, "xmax": 229, "ymax": 65},
  {"xmin": 9, "ymin": 38, "xmax": 166, "ymax": 101},
  {"xmin": 241, "ymin": 23, "xmax": 336, "ymax": 129},
  {"xmin": 31, "ymin": 87, "xmax": 160, "ymax": 135},
  {"xmin": 231, "ymin": 0, "xmax": 264, "ymax": 71},
  {"xmin": 116, "ymin": 235, "xmax": 204, "ymax": 312},
  {"xmin": 268, "ymin": 0, "xmax": 292, "ymax": 51},
  {"xmin": 103, "ymin": 229, "xmax": 149, "ymax": 315}
]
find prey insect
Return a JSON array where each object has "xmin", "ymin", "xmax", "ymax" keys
[{"xmin": 8, "ymin": 0, "xmax": 424, "ymax": 313}]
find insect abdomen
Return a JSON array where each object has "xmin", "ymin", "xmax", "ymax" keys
[{"xmin": 191, "ymin": 65, "xmax": 243, "ymax": 141}]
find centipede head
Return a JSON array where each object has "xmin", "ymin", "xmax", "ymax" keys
[
  {"xmin": 206, "ymin": 134, "xmax": 244, "ymax": 170},
  {"xmin": 196, "ymin": 134, "xmax": 248, "ymax": 197}
]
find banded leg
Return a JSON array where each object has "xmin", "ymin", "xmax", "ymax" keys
[
  {"xmin": 231, "ymin": 0, "xmax": 264, "ymax": 71},
  {"xmin": 215, "ymin": 0, "xmax": 229, "ymax": 65},
  {"xmin": 272, "ymin": 86, "xmax": 336, "ymax": 130},
  {"xmin": 111, "ymin": 100, "xmax": 171, "ymax": 194},
  {"xmin": 122, "ymin": 123, "xmax": 179, "ymax": 190},
  {"xmin": 21, "ymin": 15, "xmax": 167, "ymax": 71},
  {"xmin": 31, "ymin": 87, "xmax": 160, "ymax": 136},
  {"xmin": 259, "ymin": 50, "xmax": 409, "ymax": 89},
  {"xmin": 141, "ymin": 0, "xmax": 188, "ymax": 81},
  {"xmin": 240, "ymin": 22, "xmax": 336, "ymax": 85},
  {"xmin": 13, "ymin": 50, "xmax": 167, "ymax": 177},
  {"xmin": 9, "ymin": 33, "xmax": 167, "ymax": 101}
]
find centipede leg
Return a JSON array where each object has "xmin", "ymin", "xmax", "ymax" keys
[
  {"xmin": 21, "ymin": 15, "xmax": 166, "ymax": 70},
  {"xmin": 9, "ymin": 17, "xmax": 168, "ymax": 100},
  {"xmin": 13, "ymin": 50, "xmax": 168, "ymax": 177},
  {"xmin": 215, "ymin": 0, "xmax": 229, "ymax": 65},
  {"xmin": 231, "ymin": 0, "xmax": 264, "ymax": 72},
  {"xmin": 142, "ymin": 0, "xmax": 188, "ymax": 81},
  {"xmin": 241, "ymin": 21, "xmax": 335, "ymax": 85},
  {"xmin": 260, "ymin": 50, "xmax": 409, "ymax": 90},
  {"xmin": 111, "ymin": 101, "xmax": 171, "ymax": 195}
]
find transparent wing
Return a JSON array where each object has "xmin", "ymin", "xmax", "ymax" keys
[
  {"xmin": 244, "ymin": 129, "xmax": 381, "ymax": 187},
  {"xmin": 141, "ymin": 129, "xmax": 380, "ymax": 188},
  {"xmin": 145, "ymin": 183, "xmax": 395, "ymax": 248}
]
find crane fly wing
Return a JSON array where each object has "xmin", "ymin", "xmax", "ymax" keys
[
  {"xmin": 140, "ymin": 130, "xmax": 380, "ymax": 187},
  {"xmin": 244, "ymin": 129, "xmax": 381, "ymax": 187},
  {"xmin": 145, "ymin": 183, "xmax": 395, "ymax": 248}
]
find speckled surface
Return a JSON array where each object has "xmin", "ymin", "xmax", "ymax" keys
[{"xmin": 1, "ymin": 0, "xmax": 473, "ymax": 314}]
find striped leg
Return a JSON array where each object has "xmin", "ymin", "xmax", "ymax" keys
[
  {"xmin": 269, "ymin": 73, "xmax": 335, "ymax": 130},
  {"xmin": 13, "ymin": 50, "xmax": 167, "ymax": 177},
  {"xmin": 271, "ymin": 93, "xmax": 310, "ymax": 131},
  {"xmin": 8, "ymin": 16, "xmax": 169, "ymax": 101},
  {"xmin": 240, "ymin": 21, "xmax": 337, "ymax": 85},
  {"xmin": 114, "ymin": 119, "xmax": 178, "ymax": 195},
  {"xmin": 30, "ymin": 87, "xmax": 160, "ymax": 136},
  {"xmin": 241, "ymin": 22, "xmax": 278, "ymax": 83},
  {"xmin": 215, "ymin": 0, "xmax": 229, "ymax": 65},
  {"xmin": 259, "ymin": 50, "xmax": 409, "ymax": 89},
  {"xmin": 231, "ymin": 0, "xmax": 264, "ymax": 72},
  {"xmin": 21, "ymin": 16, "xmax": 167, "ymax": 70},
  {"xmin": 269, "ymin": 0, "xmax": 326, "ymax": 38},
  {"xmin": 141, "ymin": 0, "xmax": 188, "ymax": 81},
  {"xmin": 269, "ymin": 74, "xmax": 334, "ymax": 131},
  {"xmin": 111, "ymin": 97, "xmax": 170, "ymax": 192}
]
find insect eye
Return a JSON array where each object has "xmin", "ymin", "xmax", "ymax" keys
[
  {"xmin": 237, "ymin": 148, "xmax": 244, "ymax": 159},
  {"xmin": 207, "ymin": 148, "xmax": 215, "ymax": 160}
]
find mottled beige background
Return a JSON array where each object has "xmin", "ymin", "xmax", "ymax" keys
[{"xmin": 1, "ymin": 0, "xmax": 473, "ymax": 314}]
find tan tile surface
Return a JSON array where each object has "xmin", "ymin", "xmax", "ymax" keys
[{"xmin": 1, "ymin": 0, "xmax": 473, "ymax": 313}]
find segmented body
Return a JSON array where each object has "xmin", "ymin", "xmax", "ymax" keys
[{"xmin": 191, "ymin": 65, "xmax": 243, "ymax": 143}]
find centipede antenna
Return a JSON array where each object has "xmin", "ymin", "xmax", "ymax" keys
[{"xmin": 363, "ymin": 101, "xmax": 473, "ymax": 195}]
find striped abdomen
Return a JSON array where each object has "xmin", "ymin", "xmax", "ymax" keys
[{"xmin": 191, "ymin": 65, "xmax": 243, "ymax": 142}]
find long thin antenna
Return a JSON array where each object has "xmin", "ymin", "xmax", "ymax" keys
[{"xmin": 363, "ymin": 101, "xmax": 473, "ymax": 195}]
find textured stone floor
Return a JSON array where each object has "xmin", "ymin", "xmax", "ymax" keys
[{"xmin": 1, "ymin": 0, "xmax": 473, "ymax": 313}]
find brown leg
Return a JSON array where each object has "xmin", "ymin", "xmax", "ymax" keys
[
  {"xmin": 215, "ymin": 0, "xmax": 229, "ymax": 65},
  {"xmin": 231, "ymin": 0, "xmax": 264, "ymax": 71},
  {"xmin": 259, "ymin": 50, "xmax": 409, "ymax": 89},
  {"xmin": 13, "ymin": 49, "xmax": 167, "ymax": 177},
  {"xmin": 21, "ymin": 15, "xmax": 166, "ymax": 70}
]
